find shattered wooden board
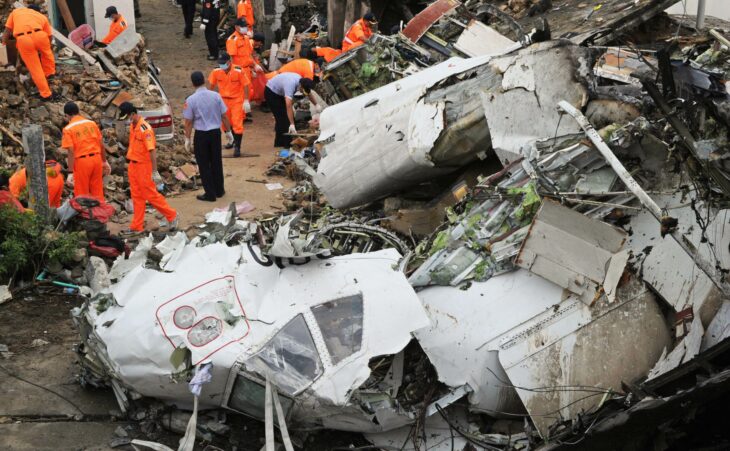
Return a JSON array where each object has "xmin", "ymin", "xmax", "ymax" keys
[{"xmin": 514, "ymin": 0, "xmax": 682, "ymax": 44}]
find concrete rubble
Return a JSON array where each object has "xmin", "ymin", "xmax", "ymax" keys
[{"xmin": 4, "ymin": 0, "xmax": 730, "ymax": 450}]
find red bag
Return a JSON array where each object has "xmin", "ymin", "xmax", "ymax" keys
[{"xmin": 69, "ymin": 196, "xmax": 116, "ymax": 224}]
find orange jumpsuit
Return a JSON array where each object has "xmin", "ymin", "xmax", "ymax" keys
[
  {"xmin": 61, "ymin": 115, "xmax": 105, "ymax": 202},
  {"xmin": 226, "ymin": 30, "xmax": 255, "ymax": 81},
  {"xmin": 0, "ymin": 190, "xmax": 24, "ymax": 212},
  {"xmin": 101, "ymin": 15, "xmax": 128, "ymax": 44},
  {"xmin": 342, "ymin": 18, "xmax": 373, "ymax": 52},
  {"xmin": 5, "ymin": 8, "xmax": 55, "ymax": 98},
  {"xmin": 126, "ymin": 118, "xmax": 176, "ymax": 232},
  {"xmin": 314, "ymin": 47, "xmax": 342, "ymax": 63},
  {"xmin": 265, "ymin": 58, "xmax": 316, "ymax": 80},
  {"xmin": 9, "ymin": 161, "xmax": 65, "ymax": 208},
  {"xmin": 209, "ymin": 65, "xmax": 250, "ymax": 134},
  {"xmin": 236, "ymin": 0, "xmax": 254, "ymax": 27}
]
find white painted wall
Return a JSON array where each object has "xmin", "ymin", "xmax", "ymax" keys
[
  {"xmin": 667, "ymin": 0, "xmax": 730, "ymax": 21},
  {"xmin": 91, "ymin": 0, "xmax": 136, "ymax": 37}
]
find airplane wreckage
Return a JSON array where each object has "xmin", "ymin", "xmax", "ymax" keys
[{"xmin": 72, "ymin": 1, "xmax": 730, "ymax": 450}]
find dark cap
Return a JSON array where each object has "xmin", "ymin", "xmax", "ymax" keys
[
  {"xmin": 191, "ymin": 71, "xmax": 205, "ymax": 87},
  {"xmin": 363, "ymin": 12, "xmax": 377, "ymax": 23},
  {"xmin": 63, "ymin": 101, "xmax": 79, "ymax": 116},
  {"xmin": 217, "ymin": 52, "xmax": 231, "ymax": 64},
  {"xmin": 235, "ymin": 18, "xmax": 248, "ymax": 28},
  {"xmin": 104, "ymin": 6, "xmax": 118, "ymax": 18},
  {"xmin": 299, "ymin": 77, "xmax": 315, "ymax": 94},
  {"xmin": 118, "ymin": 102, "xmax": 137, "ymax": 120},
  {"xmin": 253, "ymin": 32, "xmax": 265, "ymax": 43},
  {"xmin": 27, "ymin": 4, "xmax": 42, "ymax": 12}
]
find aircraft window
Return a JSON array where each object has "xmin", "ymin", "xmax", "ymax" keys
[
  {"xmin": 246, "ymin": 314, "xmax": 323, "ymax": 395},
  {"xmin": 228, "ymin": 374, "xmax": 294, "ymax": 421},
  {"xmin": 311, "ymin": 294, "xmax": 363, "ymax": 365}
]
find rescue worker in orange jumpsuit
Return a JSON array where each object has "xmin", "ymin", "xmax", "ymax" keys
[
  {"xmin": 9, "ymin": 160, "xmax": 65, "ymax": 208},
  {"xmin": 310, "ymin": 46, "xmax": 341, "ymax": 63},
  {"xmin": 265, "ymin": 58, "xmax": 318, "ymax": 81},
  {"xmin": 236, "ymin": 0, "xmax": 254, "ymax": 29},
  {"xmin": 119, "ymin": 102, "xmax": 178, "ymax": 233},
  {"xmin": 226, "ymin": 18, "xmax": 259, "ymax": 81},
  {"xmin": 209, "ymin": 52, "xmax": 250, "ymax": 157},
  {"xmin": 100, "ymin": 6, "xmax": 128, "ymax": 45},
  {"xmin": 0, "ymin": 173, "xmax": 25, "ymax": 213},
  {"xmin": 249, "ymin": 33, "xmax": 267, "ymax": 106},
  {"xmin": 342, "ymin": 12, "xmax": 377, "ymax": 52},
  {"xmin": 61, "ymin": 102, "xmax": 110, "ymax": 202},
  {"xmin": 1, "ymin": 5, "xmax": 57, "ymax": 100}
]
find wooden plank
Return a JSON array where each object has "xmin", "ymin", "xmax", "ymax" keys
[
  {"xmin": 55, "ymin": 0, "xmax": 77, "ymax": 31},
  {"xmin": 0, "ymin": 123, "xmax": 23, "ymax": 146}
]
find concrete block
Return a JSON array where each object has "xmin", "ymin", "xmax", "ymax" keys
[{"xmin": 105, "ymin": 28, "xmax": 141, "ymax": 60}]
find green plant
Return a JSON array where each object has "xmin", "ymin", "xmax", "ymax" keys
[{"xmin": 0, "ymin": 205, "xmax": 81, "ymax": 284}]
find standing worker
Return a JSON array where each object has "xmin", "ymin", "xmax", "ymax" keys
[
  {"xmin": 264, "ymin": 72, "xmax": 316, "ymax": 149},
  {"xmin": 200, "ymin": 0, "xmax": 222, "ymax": 60},
  {"xmin": 209, "ymin": 53, "xmax": 250, "ymax": 158},
  {"xmin": 179, "ymin": 0, "xmax": 195, "ymax": 38},
  {"xmin": 9, "ymin": 160, "xmax": 65, "ymax": 208},
  {"xmin": 61, "ymin": 102, "xmax": 111, "ymax": 202},
  {"xmin": 1, "ymin": 4, "xmax": 57, "ymax": 101},
  {"xmin": 342, "ymin": 12, "xmax": 377, "ymax": 52},
  {"xmin": 100, "ymin": 6, "xmax": 128, "ymax": 45},
  {"xmin": 226, "ymin": 18, "xmax": 258, "ymax": 79},
  {"xmin": 183, "ymin": 71, "xmax": 234, "ymax": 202},
  {"xmin": 118, "ymin": 102, "xmax": 178, "ymax": 233},
  {"xmin": 236, "ymin": 0, "xmax": 254, "ymax": 29}
]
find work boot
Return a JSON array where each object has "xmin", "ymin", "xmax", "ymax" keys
[
  {"xmin": 159, "ymin": 214, "xmax": 180, "ymax": 231},
  {"xmin": 233, "ymin": 133, "xmax": 243, "ymax": 157}
]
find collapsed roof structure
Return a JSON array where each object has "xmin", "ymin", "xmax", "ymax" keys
[{"xmin": 69, "ymin": 0, "xmax": 730, "ymax": 450}]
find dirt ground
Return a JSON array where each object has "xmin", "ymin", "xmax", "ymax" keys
[
  {"xmin": 107, "ymin": 0, "xmax": 292, "ymax": 234},
  {"xmin": 0, "ymin": 0, "xmax": 292, "ymax": 448}
]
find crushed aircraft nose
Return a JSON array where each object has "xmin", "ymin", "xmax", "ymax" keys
[{"xmin": 74, "ymin": 235, "xmax": 430, "ymax": 431}]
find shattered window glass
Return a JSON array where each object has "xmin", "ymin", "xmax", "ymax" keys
[
  {"xmin": 228, "ymin": 374, "xmax": 294, "ymax": 421},
  {"xmin": 311, "ymin": 294, "xmax": 364, "ymax": 365},
  {"xmin": 246, "ymin": 314, "xmax": 323, "ymax": 395}
]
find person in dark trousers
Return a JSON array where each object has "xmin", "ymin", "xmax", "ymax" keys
[
  {"xmin": 183, "ymin": 71, "xmax": 234, "ymax": 201},
  {"xmin": 264, "ymin": 73, "xmax": 316, "ymax": 148},
  {"xmin": 200, "ymin": 0, "xmax": 221, "ymax": 60},
  {"xmin": 179, "ymin": 0, "xmax": 195, "ymax": 38}
]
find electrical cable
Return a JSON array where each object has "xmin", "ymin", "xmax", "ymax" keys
[
  {"xmin": 0, "ymin": 363, "xmax": 86, "ymax": 415},
  {"xmin": 434, "ymin": 404, "xmax": 502, "ymax": 451},
  {"xmin": 485, "ymin": 367, "xmax": 614, "ymax": 395}
]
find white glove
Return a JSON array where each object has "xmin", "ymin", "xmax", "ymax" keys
[
  {"xmin": 66, "ymin": 173, "xmax": 74, "ymax": 187},
  {"xmin": 224, "ymin": 130, "xmax": 234, "ymax": 145},
  {"xmin": 152, "ymin": 170, "xmax": 163, "ymax": 184},
  {"xmin": 199, "ymin": 23, "xmax": 206, "ymax": 30},
  {"xmin": 254, "ymin": 64, "xmax": 263, "ymax": 72},
  {"xmin": 243, "ymin": 100, "xmax": 251, "ymax": 113},
  {"xmin": 184, "ymin": 137, "xmax": 191, "ymax": 152},
  {"xmin": 288, "ymin": 124, "xmax": 297, "ymax": 135},
  {"xmin": 102, "ymin": 160, "xmax": 112, "ymax": 176}
]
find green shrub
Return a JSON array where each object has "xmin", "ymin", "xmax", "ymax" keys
[{"xmin": 0, "ymin": 206, "xmax": 81, "ymax": 284}]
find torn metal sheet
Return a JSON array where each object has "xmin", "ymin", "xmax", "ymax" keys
[
  {"xmin": 75, "ymin": 243, "xmax": 430, "ymax": 431},
  {"xmin": 493, "ymin": 277, "xmax": 671, "ymax": 438},
  {"xmin": 594, "ymin": 48, "xmax": 656, "ymax": 86},
  {"xmin": 454, "ymin": 20, "xmax": 518, "ymax": 57},
  {"xmin": 647, "ymin": 315, "xmax": 705, "ymax": 380},
  {"xmin": 315, "ymin": 54, "xmax": 492, "ymax": 209},
  {"xmin": 515, "ymin": 200, "xmax": 628, "ymax": 305},
  {"xmin": 316, "ymin": 41, "xmax": 591, "ymax": 209},
  {"xmin": 415, "ymin": 270, "xmax": 566, "ymax": 416},
  {"xmin": 481, "ymin": 42, "xmax": 589, "ymax": 164},
  {"xmin": 702, "ymin": 301, "xmax": 730, "ymax": 351}
]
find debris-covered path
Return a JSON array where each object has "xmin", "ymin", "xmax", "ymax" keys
[{"xmin": 132, "ymin": 0, "xmax": 292, "ymax": 231}]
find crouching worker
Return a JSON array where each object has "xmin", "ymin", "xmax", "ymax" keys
[
  {"xmin": 9, "ymin": 160, "xmax": 65, "ymax": 208},
  {"xmin": 119, "ymin": 102, "xmax": 178, "ymax": 233},
  {"xmin": 0, "ymin": 172, "xmax": 24, "ymax": 212}
]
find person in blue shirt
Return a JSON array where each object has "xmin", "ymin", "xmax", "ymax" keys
[
  {"xmin": 183, "ymin": 71, "xmax": 233, "ymax": 202},
  {"xmin": 264, "ymin": 72, "xmax": 316, "ymax": 149}
]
